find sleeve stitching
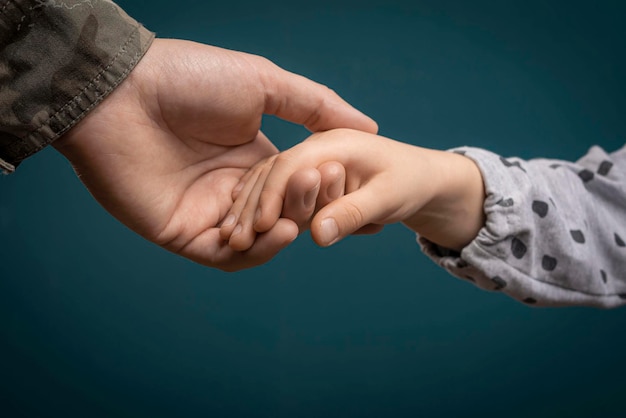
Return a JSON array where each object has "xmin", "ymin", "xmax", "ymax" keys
[{"xmin": 9, "ymin": 25, "xmax": 153, "ymax": 161}]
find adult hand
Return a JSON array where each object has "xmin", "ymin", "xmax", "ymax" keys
[{"xmin": 53, "ymin": 39, "xmax": 377, "ymax": 271}]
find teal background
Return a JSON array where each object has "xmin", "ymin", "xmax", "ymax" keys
[{"xmin": 2, "ymin": 0, "xmax": 626, "ymax": 416}]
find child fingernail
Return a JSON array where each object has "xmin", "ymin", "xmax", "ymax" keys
[
  {"xmin": 319, "ymin": 218, "xmax": 338, "ymax": 245},
  {"xmin": 232, "ymin": 224, "xmax": 242, "ymax": 236},
  {"xmin": 222, "ymin": 214, "xmax": 236, "ymax": 227},
  {"xmin": 254, "ymin": 208, "xmax": 261, "ymax": 224}
]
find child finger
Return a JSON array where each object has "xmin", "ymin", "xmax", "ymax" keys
[
  {"xmin": 252, "ymin": 154, "xmax": 320, "ymax": 233},
  {"xmin": 316, "ymin": 161, "xmax": 346, "ymax": 209},
  {"xmin": 280, "ymin": 168, "xmax": 321, "ymax": 231},
  {"xmin": 252, "ymin": 160, "xmax": 312, "ymax": 233},
  {"xmin": 228, "ymin": 159, "xmax": 279, "ymax": 251},
  {"xmin": 231, "ymin": 154, "xmax": 279, "ymax": 200},
  {"xmin": 219, "ymin": 165, "xmax": 265, "ymax": 241},
  {"xmin": 232, "ymin": 169, "xmax": 256, "ymax": 201}
]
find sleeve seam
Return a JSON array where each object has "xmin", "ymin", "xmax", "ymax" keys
[{"xmin": 8, "ymin": 24, "xmax": 154, "ymax": 162}]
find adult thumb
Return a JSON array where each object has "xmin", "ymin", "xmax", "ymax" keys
[{"xmin": 263, "ymin": 63, "xmax": 379, "ymax": 134}]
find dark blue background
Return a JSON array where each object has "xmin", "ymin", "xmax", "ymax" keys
[{"xmin": 2, "ymin": 0, "xmax": 626, "ymax": 416}]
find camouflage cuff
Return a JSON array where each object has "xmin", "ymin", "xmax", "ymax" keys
[{"xmin": 0, "ymin": 0, "xmax": 155, "ymax": 173}]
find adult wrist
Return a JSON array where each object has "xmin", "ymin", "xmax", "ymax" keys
[{"xmin": 0, "ymin": 0, "xmax": 154, "ymax": 173}]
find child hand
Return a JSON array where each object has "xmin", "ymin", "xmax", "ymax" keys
[
  {"xmin": 219, "ymin": 159, "xmax": 347, "ymax": 251},
  {"xmin": 222, "ymin": 128, "xmax": 486, "ymax": 251}
]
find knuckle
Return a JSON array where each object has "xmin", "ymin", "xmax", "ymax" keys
[
  {"xmin": 273, "ymin": 151, "xmax": 298, "ymax": 169},
  {"xmin": 317, "ymin": 83, "xmax": 336, "ymax": 96},
  {"xmin": 303, "ymin": 108, "xmax": 323, "ymax": 131},
  {"xmin": 342, "ymin": 201, "xmax": 366, "ymax": 230}
]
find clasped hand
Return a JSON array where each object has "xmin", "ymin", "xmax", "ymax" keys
[{"xmin": 53, "ymin": 39, "xmax": 377, "ymax": 271}]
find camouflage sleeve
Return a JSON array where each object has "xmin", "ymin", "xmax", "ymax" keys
[{"xmin": 0, "ymin": 0, "xmax": 155, "ymax": 173}]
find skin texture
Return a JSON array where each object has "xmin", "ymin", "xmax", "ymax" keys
[
  {"xmin": 52, "ymin": 39, "xmax": 377, "ymax": 271},
  {"xmin": 221, "ymin": 129, "xmax": 486, "ymax": 252}
]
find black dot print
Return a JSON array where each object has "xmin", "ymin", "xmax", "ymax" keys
[
  {"xmin": 549, "ymin": 164, "xmax": 561, "ymax": 169},
  {"xmin": 497, "ymin": 198, "xmax": 514, "ymax": 207},
  {"xmin": 491, "ymin": 276, "xmax": 507, "ymax": 290},
  {"xmin": 578, "ymin": 169, "xmax": 594, "ymax": 183},
  {"xmin": 523, "ymin": 297, "xmax": 537, "ymax": 304},
  {"xmin": 542, "ymin": 255, "xmax": 558, "ymax": 271},
  {"xmin": 597, "ymin": 160, "xmax": 613, "ymax": 176},
  {"xmin": 453, "ymin": 150, "xmax": 467, "ymax": 156},
  {"xmin": 619, "ymin": 294, "xmax": 626, "ymax": 300},
  {"xmin": 570, "ymin": 230, "xmax": 585, "ymax": 243},
  {"xmin": 600, "ymin": 270, "xmax": 607, "ymax": 284},
  {"xmin": 511, "ymin": 237, "xmax": 527, "ymax": 259},
  {"xmin": 615, "ymin": 233, "xmax": 626, "ymax": 247},
  {"xmin": 500, "ymin": 157, "xmax": 527, "ymax": 172},
  {"xmin": 532, "ymin": 200, "xmax": 549, "ymax": 218}
]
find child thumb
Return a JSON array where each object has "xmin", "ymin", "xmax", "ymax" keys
[{"xmin": 310, "ymin": 186, "xmax": 385, "ymax": 247}]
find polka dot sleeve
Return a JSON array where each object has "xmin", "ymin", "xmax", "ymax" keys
[{"xmin": 418, "ymin": 144, "xmax": 626, "ymax": 308}]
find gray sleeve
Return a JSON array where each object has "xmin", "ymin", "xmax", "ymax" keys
[{"xmin": 419, "ymin": 144, "xmax": 626, "ymax": 308}]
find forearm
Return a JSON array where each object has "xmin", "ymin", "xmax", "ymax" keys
[
  {"xmin": 0, "ymin": 0, "xmax": 154, "ymax": 173},
  {"xmin": 419, "ymin": 145, "xmax": 626, "ymax": 308}
]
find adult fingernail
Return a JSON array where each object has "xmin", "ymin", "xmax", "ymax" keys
[
  {"xmin": 319, "ymin": 218, "xmax": 338, "ymax": 246},
  {"xmin": 222, "ymin": 214, "xmax": 236, "ymax": 227}
]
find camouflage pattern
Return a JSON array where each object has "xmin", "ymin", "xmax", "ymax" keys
[{"xmin": 0, "ymin": 0, "xmax": 154, "ymax": 173}]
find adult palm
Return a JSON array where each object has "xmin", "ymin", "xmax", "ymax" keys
[{"xmin": 53, "ymin": 39, "xmax": 377, "ymax": 271}]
